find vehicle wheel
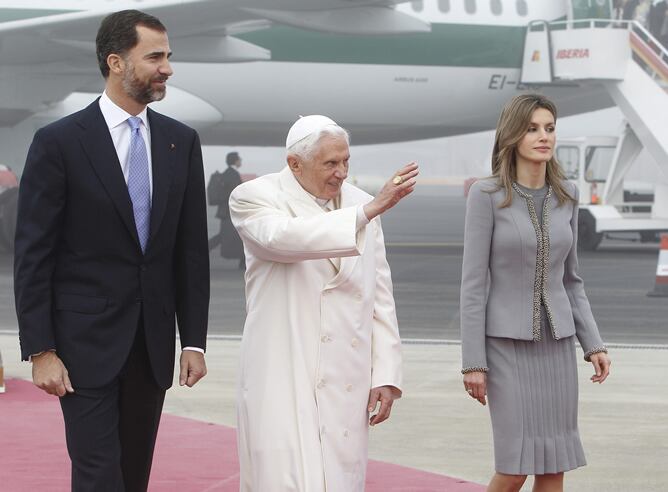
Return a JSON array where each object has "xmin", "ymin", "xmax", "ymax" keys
[
  {"xmin": 578, "ymin": 208, "xmax": 603, "ymax": 251},
  {"xmin": 0, "ymin": 187, "xmax": 18, "ymax": 253}
]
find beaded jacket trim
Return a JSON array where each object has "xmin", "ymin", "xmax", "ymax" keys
[
  {"xmin": 584, "ymin": 347, "xmax": 608, "ymax": 362},
  {"xmin": 511, "ymin": 182, "xmax": 559, "ymax": 341},
  {"xmin": 461, "ymin": 366, "xmax": 489, "ymax": 374}
]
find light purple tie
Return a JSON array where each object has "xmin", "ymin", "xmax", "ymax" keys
[{"xmin": 126, "ymin": 116, "xmax": 151, "ymax": 253}]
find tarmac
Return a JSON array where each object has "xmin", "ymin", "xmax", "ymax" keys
[
  {"xmin": 1, "ymin": 333, "xmax": 667, "ymax": 491},
  {"xmin": 1, "ymin": 190, "xmax": 667, "ymax": 490}
]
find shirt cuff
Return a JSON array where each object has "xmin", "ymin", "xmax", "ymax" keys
[
  {"xmin": 356, "ymin": 205, "xmax": 370, "ymax": 230},
  {"xmin": 182, "ymin": 346, "xmax": 205, "ymax": 354},
  {"xmin": 28, "ymin": 349, "xmax": 56, "ymax": 362}
]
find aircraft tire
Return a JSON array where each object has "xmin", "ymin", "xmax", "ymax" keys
[{"xmin": 577, "ymin": 208, "xmax": 603, "ymax": 251}]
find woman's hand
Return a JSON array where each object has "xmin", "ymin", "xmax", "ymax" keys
[
  {"xmin": 463, "ymin": 371, "xmax": 487, "ymax": 405},
  {"xmin": 589, "ymin": 352, "xmax": 611, "ymax": 383}
]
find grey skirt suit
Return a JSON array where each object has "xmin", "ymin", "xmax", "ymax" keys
[{"xmin": 460, "ymin": 178, "xmax": 607, "ymax": 475}]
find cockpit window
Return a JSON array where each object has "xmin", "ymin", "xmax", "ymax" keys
[
  {"xmin": 584, "ymin": 146, "xmax": 615, "ymax": 183},
  {"xmin": 411, "ymin": 1, "xmax": 424, "ymax": 12},
  {"xmin": 556, "ymin": 146, "xmax": 579, "ymax": 180},
  {"xmin": 490, "ymin": 0, "xmax": 503, "ymax": 15},
  {"xmin": 465, "ymin": 0, "xmax": 477, "ymax": 14},
  {"xmin": 516, "ymin": 0, "xmax": 528, "ymax": 16}
]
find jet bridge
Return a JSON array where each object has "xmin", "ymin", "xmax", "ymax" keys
[{"xmin": 520, "ymin": 17, "xmax": 668, "ymax": 249}]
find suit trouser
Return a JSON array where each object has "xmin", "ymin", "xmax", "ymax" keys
[{"xmin": 59, "ymin": 323, "xmax": 166, "ymax": 492}]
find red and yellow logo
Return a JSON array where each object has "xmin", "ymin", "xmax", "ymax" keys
[{"xmin": 556, "ymin": 49, "xmax": 590, "ymax": 59}]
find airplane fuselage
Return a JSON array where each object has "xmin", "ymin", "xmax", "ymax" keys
[{"xmin": 0, "ymin": 0, "xmax": 614, "ymax": 150}]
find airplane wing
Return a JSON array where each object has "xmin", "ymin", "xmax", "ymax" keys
[{"xmin": 0, "ymin": 0, "xmax": 429, "ymax": 126}]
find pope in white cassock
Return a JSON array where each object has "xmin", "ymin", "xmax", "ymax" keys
[{"xmin": 230, "ymin": 115, "xmax": 419, "ymax": 491}]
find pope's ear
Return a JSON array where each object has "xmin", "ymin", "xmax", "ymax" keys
[{"xmin": 287, "ymin": 155, "xmax": 301, "ymax": 174}]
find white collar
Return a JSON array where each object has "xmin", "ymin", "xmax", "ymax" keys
[
  {"xmin": 304, "ymin": 191, "xmax": 332, "ymax": 209},
  {"xmin": 99, "ymin": 91, "xmax": 149, "ymax": 131}
]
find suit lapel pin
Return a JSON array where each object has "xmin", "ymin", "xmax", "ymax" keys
[{"xmin": 170, "ymin": 143, "xmax": 175, "ymax": 150}]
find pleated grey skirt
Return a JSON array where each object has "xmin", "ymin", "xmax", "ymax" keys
[{"xmin": 485, "ymin": 316, "xmax": 587, "ymax": 475}]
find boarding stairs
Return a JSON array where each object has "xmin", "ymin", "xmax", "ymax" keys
[{"xmin": 520, "ymin": 19, "xmax": 668, "ymax": 235}]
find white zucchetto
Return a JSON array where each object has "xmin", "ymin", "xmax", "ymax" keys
[{"xmin": 285, "ymin": 115, "xmax": 338, "ymax": 149}]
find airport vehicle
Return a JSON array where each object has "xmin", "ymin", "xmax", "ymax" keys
[
  {"xmin": 557, "ymin": 136, "xmax": 660, "ymax": 250},
  {"xmin": 519, "ymin": 9, "xmax": 668, "ymax": 250},
  {"xmin": 0, "ymin": 1, "xmax": 666, "ymax": 251}
]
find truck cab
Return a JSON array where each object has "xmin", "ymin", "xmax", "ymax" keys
[{"xmin": 556, "ymin": 136, "xmax": 660, "ymax": 250}]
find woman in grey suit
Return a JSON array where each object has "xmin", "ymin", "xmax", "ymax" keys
[{"xmin": 460, "ymin": 94, "xmax": 611, "ymax": 492}]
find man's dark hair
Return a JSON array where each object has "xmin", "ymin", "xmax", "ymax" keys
[
  {"xmin": 96, "ymin": 9, "xmax": 166, "ymax": 78},
  {"xmin": 226, "ymin": 152, "xmax": 240, "ymax": 166}
]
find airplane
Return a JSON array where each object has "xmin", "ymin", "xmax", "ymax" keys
[
  {"xmin": 0, "ymin": 0, "xmax": 665, "ymax": 251},
  {"xmin": 0, "ymin": 1, "xmax": 615, "ymax": 161}
]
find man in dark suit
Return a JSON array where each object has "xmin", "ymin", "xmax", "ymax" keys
[
  {"xmin": 649, "ymin": 0, "xmax": 667, "ymax": 41},
  {"xmin": 623, "ymin": 0, "xmax": 640, "ymax": 20},
  {"xmin": 208, "ymin": 152, "xmax": 245, "ymax": 268},
  {"xmin": 14, "ymin": 10, "xmax": 209, "ymax": 491}
]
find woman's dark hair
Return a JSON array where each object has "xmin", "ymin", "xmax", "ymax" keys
[{"xmin": 96, "ymin": 10, "xmax": 166, "ymax": 78}]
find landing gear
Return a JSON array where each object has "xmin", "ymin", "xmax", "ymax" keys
[{"xmin": 578, "ymin": 208, "xmax": 603, "ymax": 251}]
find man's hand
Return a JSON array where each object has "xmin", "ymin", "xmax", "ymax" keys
[
  {"xmin": 32, "ymin": 351, "xmax": 74, "ymax": 397},
  {"xmin": 367, "ymin": 385, "xmax": 400, "ymax": 426},
  {"xmin": 463, "ymin": 371, "xmax": 487, "ymax": 406},
  {"xmin": 179, "ymin": 351, "xmax": 207, "ymax": 387},
  {"xmin": 363, "ymin": 162, "xmax": 419, "ymax": 221}
]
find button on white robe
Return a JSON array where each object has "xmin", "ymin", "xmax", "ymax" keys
[{"xmin": 230, "ymin": 167, "xmax": 402, "ymax": 492}]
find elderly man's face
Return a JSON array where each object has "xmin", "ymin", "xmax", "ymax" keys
[{"xmin": 292, "ymin": 134, "xmax": 350, "ymax": 200}]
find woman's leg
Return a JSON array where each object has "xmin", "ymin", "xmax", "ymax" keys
[
  {"xmin": 532, "ymin": 472, "xmax": 564, "ymax": 492},
  {"xmin": 488, "ymin": 472, "xmax": 528, "ymax": 492}
]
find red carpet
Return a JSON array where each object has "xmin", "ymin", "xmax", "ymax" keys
[{"xmin": 0, "ymin": 379, "xmax": 483, "ymax": 491}]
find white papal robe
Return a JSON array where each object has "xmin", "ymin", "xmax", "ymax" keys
[{"xmin": 229, "ymin": 166, "xmax": 402, "ymax": 492}]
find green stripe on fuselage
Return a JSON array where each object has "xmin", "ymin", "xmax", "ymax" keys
[
  {"xmin": 0, "ymin": 8, "xmax": 78, "ymax": 22},
  {"xmin": 238, "ymin": 23, "xmax": 526, "ymax": 68}
]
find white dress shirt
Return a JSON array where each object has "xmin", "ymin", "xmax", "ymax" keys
[{"xmin": 98, "ymin": 92, "xmax": 153, "ymax": 196}]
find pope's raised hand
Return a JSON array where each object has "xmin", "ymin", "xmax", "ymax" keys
[{"xmin": 363, "ymin": 162, "xmax": 418, "ymax": 221}]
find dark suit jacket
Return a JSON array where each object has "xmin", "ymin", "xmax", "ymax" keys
[
  {"xmin": 649, "ymin": 1, "xmax": 667, "ymax": 37},
  {"xmin": 215, "ymin": 166, "xmax": 242, "ymax": 220},
  {"xmin": 14, "ymin": 99, "xmax": 210, "ymax": 390},
  {"xmin": 623, "ymin": 0, "xmax": 639, "ymax": 20}
]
